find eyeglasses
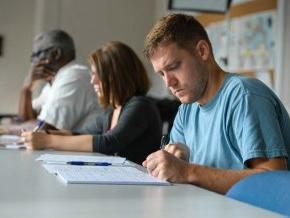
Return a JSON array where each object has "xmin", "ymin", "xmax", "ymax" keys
[{"xmin": 30, "ymin": 47, "xmax": 54, "ymax": 63}]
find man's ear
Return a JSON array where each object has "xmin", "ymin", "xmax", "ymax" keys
[
  {"xmin": 195, "ymin": 40, "xmax": 210, "ymax": 61},
  {"xmin": 51, "ymin": 47, "xmax": 62, "ymax": 61}
]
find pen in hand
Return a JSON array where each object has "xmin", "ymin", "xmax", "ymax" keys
[
  {"xmin": 33, "ymin": 120, "xmax": 45, "ymax": 132},
  {"xmin": 160, "ymin": 135, "xmax": 169, "ymax": 149}
]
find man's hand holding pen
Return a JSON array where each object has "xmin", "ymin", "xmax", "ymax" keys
[
  {"xmin": 159, "ymin": 135, "xmax": 190, "ymax": 162},
  {"xmin": 163, "ymin": 143, "xmax": 190, "ymax": 162},
  {"xmin": 143, "ymin": 136, "xmax": 191, "ymax": 182}
]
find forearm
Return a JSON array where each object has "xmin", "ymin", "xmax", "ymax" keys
[
  {"xmin": 186, "ymin": 165, "xmax": 264, "ymax": 194},
  {"xmin": 46, "ymin": 129, "xmax": 73, "ymax": 136},
  {"xmin": 46, "ymin": 134, "xmax": 93, "ymax": 152},
  {"xmin": 19, "ymin": 87, "xmax": 36, "ymax": 120},
  {"xmin": 186, "ymin": 157, "xmax": 288, "ymax": 194}
]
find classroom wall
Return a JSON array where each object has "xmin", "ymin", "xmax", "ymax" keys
[
  {"xmin": 275, "ymin": 0, "xmax": 290, "ymax": 111},
  {"xmin": 1, "ymin": 0, "xmax": 290, "ymax": 113},
  {"xmin": 0, "ymin": 0, "xmax": 169, "ymax": 114},
  {"xmin": 0, "ymin": 0, "xmax": 36, "ymax": 113},
  {"xmin": 36, "ymin": 0, "xmax": 173, "ymax": 98}
]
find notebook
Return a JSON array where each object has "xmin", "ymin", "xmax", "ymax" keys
[{"xmin": 55, "ymin": 165, "xmax": 170, "ymax": 185}]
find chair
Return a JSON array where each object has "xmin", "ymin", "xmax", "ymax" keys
[
  {"xmin": 226, "ymin": 171, "xmax": 290, "ymax": 216},
  {"xmin": 148, "ymin": 97, "xmax": 180, "ymax": 135}
]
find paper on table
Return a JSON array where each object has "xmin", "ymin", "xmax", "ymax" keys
[
  {"xmin": 36, "ymin": 154, "xmax": 126, "ymax": 164},
  {"xmin": 5, "ymin": 144, "xmax": 26, "ymax": 149},
  {"xmin": 0, "ymin": 135, "xmax": 25, "ymax": 149},
  {"xmin": 55, "ymin": 165, "xmax": 170, "ymax": 185},
  {"xmin": 0, "ymin": 135, "xmax": 21, "ymax": 145}
]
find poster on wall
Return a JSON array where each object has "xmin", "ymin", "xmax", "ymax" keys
[{"xmin": 206, "ymin": 11, "xmax": 275, "ymax": 73}]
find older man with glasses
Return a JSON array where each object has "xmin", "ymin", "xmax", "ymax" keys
[{"xmin": 16, "ymin": 29, "xmax": 101, "ymax": 132}]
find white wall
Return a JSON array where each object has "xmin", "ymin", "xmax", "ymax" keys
[
  {"xmin": 0, "ymin": 0, "xmax": 36, "ymax": 113},
  {"xmin": 2, "ymin": 0, "xmax": 289, "ymax": 113},
  {"xmin": 275, "ymin": 0, "xmax": 290, "ymax": 111},
  {"xmin": 34, "ymin": 0, "xmax": 169, "ymax": 98},
  {"xmin": 0, "ymin": 0, "xmax": 168, "ymax": 114}
]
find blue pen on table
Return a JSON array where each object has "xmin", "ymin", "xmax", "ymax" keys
[
  {"xmin": 67, "ymin": 161, "xmax": 112, "ymax": 166},
  {"xmin": 33, "ymin": 120, "xmax": 45, "ymax": 132},
  {"xmin": 160, "ymin": 135, "xmax": 169, "ymax": 149}
]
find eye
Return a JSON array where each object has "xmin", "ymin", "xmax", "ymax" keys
[
  {"xmin": 168, "ymin": 61, "xmax": 181, "ymax": 71},
  {"xmin": 157, "ymin": 71, "xmax": 164, "ymax": 77}
]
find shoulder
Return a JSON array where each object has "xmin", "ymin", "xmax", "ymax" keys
[
  {"xmin": 126, "ymin": 95, "xmax": 154, "ymax": 106},
  {"xmin": 57, "ymin": 62, "xmax": 91, "ymax": 81},
  {"xmin": 53, "ymin": 62, "xmax": 91, "ymax": 88},
  {"xmin": 123, "ymin": 95, "xmax": 158, "ymax": 114},
  {"xmin": 221, "ymin": 74, "xmax": 276, "ymax": 103},
  {"xmin": 225, "ymin": 74, "xmax": 272, "ymax": 96}
]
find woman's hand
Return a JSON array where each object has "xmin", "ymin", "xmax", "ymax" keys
[{"xmin": 21, "ymin": 131, "xmax": 50, "ymax": 150}]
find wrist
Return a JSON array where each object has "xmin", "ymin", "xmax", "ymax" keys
[
  {"xmin": 45, "ymin": 134, "xmax": 55, "ymax": 149},
  {"xmin": 21, "ymin": 86, "xmax": 32, "ymax": 94},
  {"xmin": 185, "ymin": 164, "xmax": 199, "ymax": 185}
]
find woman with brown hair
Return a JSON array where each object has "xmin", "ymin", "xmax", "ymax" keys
[{"xmin": 22, "ymin": 41, "xmax": 162, "ymax": 164}]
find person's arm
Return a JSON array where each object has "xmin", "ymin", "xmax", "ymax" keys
[
  {"xmin": 21, "ymin": 131, "xmax": 93, "ymax": 152},
  {"xmin": 19, "ymin": 62, "xmax": 55, "ymax": 121},
  {"xmin": 19, "ymin": 86, "xmax": 36, "ymax": 120},
  {"xmin": 143, "ymin": 150, "xmax": 287, "ymax": 194},
  {"xmin": 46, "ymin": 129, "xmax": 73, "ymax": 136},
  {"xmin": 21, "ymin": 114, "xmax": 101, "ymax": 151}
]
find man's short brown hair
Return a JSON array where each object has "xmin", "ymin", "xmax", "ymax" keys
[
  {"xmin": 89, "ymin": 41, "xmax": 150, "ymax": 108},
  {"xmin": 144, "ymin": 13, "xmax": 211, "ymax": 58}
]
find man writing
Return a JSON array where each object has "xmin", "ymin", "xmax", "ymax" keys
[{"xmin": 143, "ymin": 14, "xmax": 290, "ymax": 194}]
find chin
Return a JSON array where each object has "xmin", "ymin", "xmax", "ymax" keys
[
  {"xmin": 179, "ymin": 96, "xmax": 198, "ymax": 104},
  {"xmin": 178, "ymin": 97, "xmax": 190, "ymax": 104}
]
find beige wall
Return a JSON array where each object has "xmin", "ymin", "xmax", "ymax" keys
[
  {"xmin": 2, "ymin": 0, "xmax": 289, "ymax": 114},
  {"xmin": 0, "ymin": 0, "xmax": 169, "ymax": 114},
  {"xmin": 0, "ymin": 0, "xmax": 35, "ymax": 113}
]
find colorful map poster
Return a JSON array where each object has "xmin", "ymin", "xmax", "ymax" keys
[{"xmin": 206, "ymin": 11, "xmax": 275, "ymax": 73}]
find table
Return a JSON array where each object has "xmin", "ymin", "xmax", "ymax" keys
[{"xmin": 0, "ymin": 149, "xmax": 281, "ymax": 218}]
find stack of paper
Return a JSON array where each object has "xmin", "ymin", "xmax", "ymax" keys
[
  {"xmin": 0, "ymin": 135, "xmax": 25, "ymax": 149},
  {"xmin": 36, "ymin": 153, "xmax": 170, "ymax": 186},
  {"xmin": 55, "ymin": 165, "xmax": 170, "ymax": 185}
]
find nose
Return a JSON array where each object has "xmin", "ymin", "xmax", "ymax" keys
[
  {"xmin": 90, "ymin": 74, "xmax": 94, "ymax": 85},
  {"xmin": 163, "ymin": 72, "xmax": 177, "ymax": 88},
  {"xmin": 91, "ymin": 74, "xmax": 98, "ymax": 85}
]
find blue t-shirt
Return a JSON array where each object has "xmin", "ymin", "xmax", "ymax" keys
[{"xmin": 170, "ymin": 73, "xmax": 290, "ymax": 169}]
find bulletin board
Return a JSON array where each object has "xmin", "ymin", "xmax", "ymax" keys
[{"xmin": 195, "ymin": 0, "xmax": 277, "ymax": 88}]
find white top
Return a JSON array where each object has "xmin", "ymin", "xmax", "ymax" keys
[{"xmin": 32, "ymin": 61, "xmax": 100, "ymax": 130}]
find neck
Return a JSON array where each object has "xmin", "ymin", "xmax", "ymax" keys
[{"xmin": 198, "ymin": 63, "xmax": 225, "ymax": 105}]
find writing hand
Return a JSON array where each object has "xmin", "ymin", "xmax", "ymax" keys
[
  {"xmin": 143, "ymin": 150, "xmax": 190, "ymax": 183},
  {"xmin": 21, "ymin": 131, "xmax": 48, "ymax": 150},
  {"xmin": 164, "ymin": 143, "xmax": 190, "ymax": 161}
]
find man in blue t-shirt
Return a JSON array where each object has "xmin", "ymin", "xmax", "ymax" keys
[{"xmin": 142, "ymin": 13, "xmax": 290, "ymax": 194}]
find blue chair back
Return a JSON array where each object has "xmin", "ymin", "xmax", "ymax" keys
[{"xmin": 226, "ymin": 171, "xmax": 290, "ymax": 216}]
